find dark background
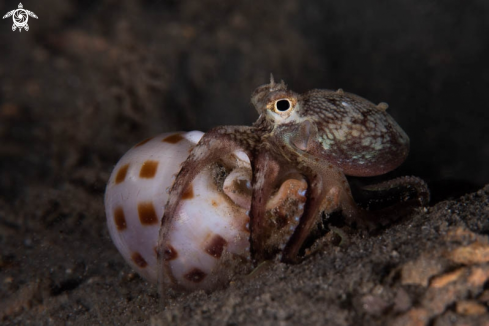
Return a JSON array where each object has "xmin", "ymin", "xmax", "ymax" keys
[
  {"xmin": 1, "ymin": 0, "xmax": 488, "ymax": 203},
  {"xmin": 0, "ymin": 0, "xmax": 488, "ymax": 324}
]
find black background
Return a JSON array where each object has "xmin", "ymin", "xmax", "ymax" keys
[{"xmin": 1, "ymin": 0, "xmax": 488, "ymax": 204}]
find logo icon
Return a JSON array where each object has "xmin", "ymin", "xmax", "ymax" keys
[{"xmin": 2, "ymin": 3, "xmax": 38, "ymax": 32}]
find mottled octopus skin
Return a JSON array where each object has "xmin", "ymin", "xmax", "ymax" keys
[
  {"xmin": 157, "ymin": 78, "xmax": 429, "ymax": 295},
  {"xmin": 105, "ymin": 131, "xmax": 307, "ymax": 291}
]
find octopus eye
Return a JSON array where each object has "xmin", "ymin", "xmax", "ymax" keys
[{"xmin": 275, "ymin": 99, "xmax": 291, "ymax": 112}]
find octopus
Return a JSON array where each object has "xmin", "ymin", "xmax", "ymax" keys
[
  {"xmin": 105, "ymin": 76, "xmax": 429, "ymax": 296},
  {"xmin": 154, "ymin": 76, "xmax": 429, "ymax": 294}
]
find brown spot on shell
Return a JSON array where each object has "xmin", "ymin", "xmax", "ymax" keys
[
  {"xmin": 139, "ymin": 160, "xmax": 159, "ymax": 178},
  {"xmin": 113, "ymin": 206, "xmax": 127, "ymax": 230},
  {"xmin": 163, "ymin": 133, "xmax": 184, "ymax": 144},
  {"xmin": 184, "ymin": 268, "xmax": 207, "ymax": 283},
  {"xmin": 181, "ymin": 184, "xmax": 194, "ymax": 200},
  {"xmin": 137, "ymin": 201, "xmax": 158, "ymax": 225},
  {"xmin": 205, "ymin": 234, "xmax": 227, "ymax": 259},
  {"xmin": 163, "ymin": 245, "xmax": 178, "ymax": 261},
  {"xmin": 135, "ymin": 137, "xmax": 153, "ymax": 147},
  {"xmin": 115, "ymin": 164, "xmax": 129, "ymax": 184},
  {"xmin": 131, "ymin": 252, "xmax": 148, "ymax": 268}
]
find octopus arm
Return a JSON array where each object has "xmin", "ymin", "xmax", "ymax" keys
[
  {"xmin": 278, "ymin": 135, "xmax": 360, "ymax": 262},
  {"xmin": 346, "ymin": 176, "xmax": 430, "ymax": 229},
  {"xmin": 249, "ymin": 151, "xmax": 282, "ymax": 261}
]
